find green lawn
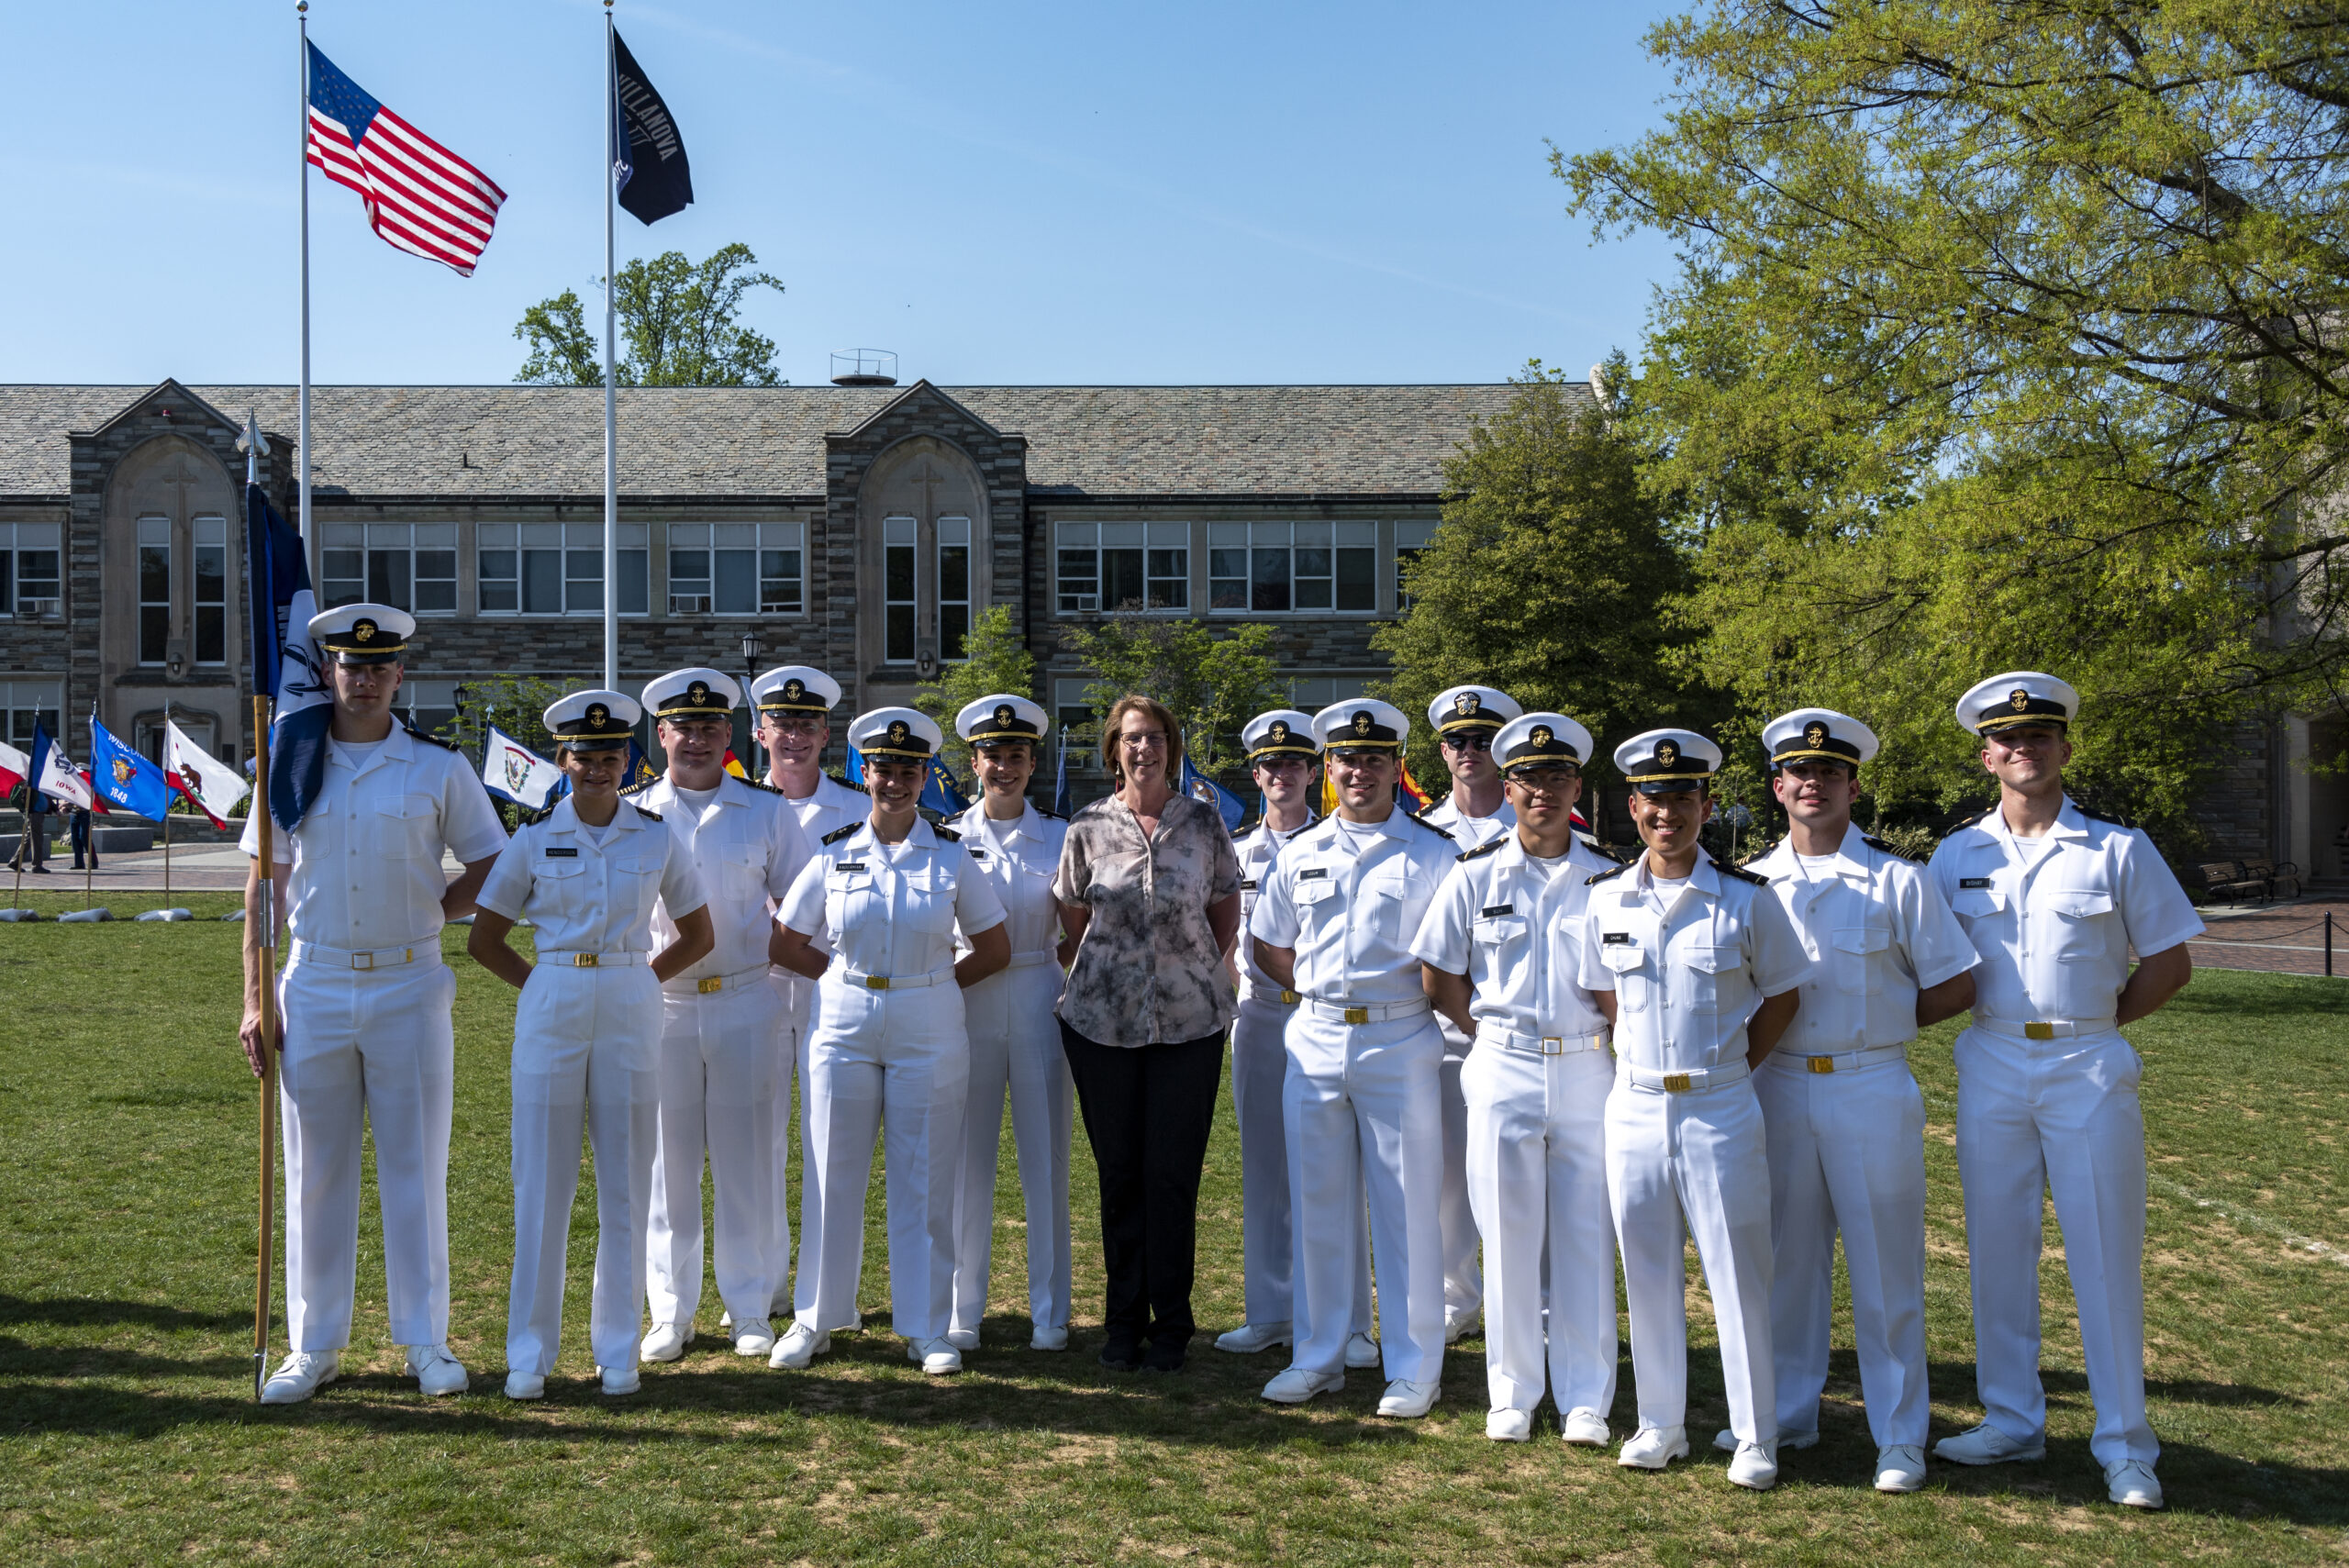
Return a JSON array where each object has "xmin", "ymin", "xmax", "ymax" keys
[{"xmin": 1, "ymin": 919, "xmax": 2343, "ymax": 1564}]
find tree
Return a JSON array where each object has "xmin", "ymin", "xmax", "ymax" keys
[
  {"xmin": 515, "ymin": 243, "xmax": 786, "ymax": 386},
  {"xmin": 1057, "ymin": 618, "xmax": 1287, "ymax": 776},
  {"xmin": 1557, "ymin": 1, "xmax": 2349, "ymax": 839},
  {"xmin": 914, "ymin": 605, "xmax": 1039, "ymax": 783},
  {"xmin": 1368, "ymin": 358, "xmax": 1700, "ymax": 806}
]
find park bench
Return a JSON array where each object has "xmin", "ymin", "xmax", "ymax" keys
[
  {"xmin": 2243, "ymin": 859, "xmax": 2301, "ymax": 901},
  {"xmin": 2198, "ymin": 861, "xmax": 2268, "ymax": 903}
]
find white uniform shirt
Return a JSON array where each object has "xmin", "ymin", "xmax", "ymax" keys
[
  {"xmin": 772, "ymin": 769, "xmax": 867, "ymax": 850},
  {"xmin": 1412, "ymin": 832, "xmax": 1615, "ymax": 1041},
  {"xmin": 777, "ymin": 817, "xmax": 1007, "ymax": 983},
  {"xmin": 475, "ymin": 796, "xmax": 707, "ymax": 955},
  {"xmin": 1418, "ymin": 795, "xmax": 1515, "ymax": 851},
  {"xmin": 1249, "ymin": 811, "xmax": 1458, "ymax": 1006},
  {"xmin": 1234, "ymin": 813, "xmax": 1318, "ymax": 997},
  {"xmin": 1926, "ymin": 798, "xmax": 2202, "ymax": 1029},
  {"xmin": 241, "ymin": 724, "xmax": 507, "ymax": 951},
  {"xmin": 1576, "ymin": 853, "xmax": 1813, "ymax": 1073},
  {"xmin": 945, "ymin": 800, "xmax": 1067, "ymax": 958},
  {"xmin": 629, "ymin": 773, "xmax": 812, "ymax": 980},
  {"xmin": 1748, "ymin": 825, "xmax": 1978, "ymax": 1053}
]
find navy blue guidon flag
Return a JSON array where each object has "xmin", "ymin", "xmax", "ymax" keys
[{"xmin": 246, "ymin": 485, "xmax": 331, "ymax": 833}]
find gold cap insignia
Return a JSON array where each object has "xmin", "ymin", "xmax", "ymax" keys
[
  {"xmin": 784, "ymin": 678, "xmax": 806, "ymax": 702},
  {"xmin": 688, "ymin": 680, "xmax": 709, "ymax": 705},
  {"xmin": 353, "ymin": 620, "xmax": 375, "ymax": 643},
  {"xmin": 1454, "ymin": 693, "xmax": 1477, "ymax": 716},
  {"xmin": 1352, "ymin": 710, "xmax": 1374, "ymax": 736},
  {"xmin": 1531, "ymin": 724, "xmax": 1553, "ymax": 750},
  {"xmin": 1804, "ymin": 720, "xmax": 1828, "ymax": 750},
  {"xmin": 1655, "ymin": 739, "xmax": 1680, "ymax": 768},
  {"xmin": 1268, "ymin": 720, "xmax": 1289, "ymax": 744},
  {"xmin": 887, "ymin": 719, "xmax": 910, "ymax": 745},
  {"xmin": 587, "ymin": 703, "xmax": 611, "ymax": 729},
  {"xmin": 2009, "ymin": 687, "xmax": 2031, "ymax": 712},
  {"xmin": 994, "ymin": 703, "xmax": 1015, "ymax": 728}
]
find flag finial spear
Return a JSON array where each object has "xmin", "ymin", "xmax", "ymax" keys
[{"xmin": 235, "ymin": 408, "xmax": 266, "ymax": 484}]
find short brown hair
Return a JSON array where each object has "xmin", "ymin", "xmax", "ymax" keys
[{"xmin": 1100, "ymin": 694, "xmax": 1184, "ymax": 786}]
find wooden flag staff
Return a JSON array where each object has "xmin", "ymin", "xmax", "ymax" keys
[{"xmin": 250, "ymin": 696, "xmax": 277, "ymax": 1402}]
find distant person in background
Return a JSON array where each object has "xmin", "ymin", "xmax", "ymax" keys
[
  {"xmin": 11, "ymin": 789, "xmax": 53, "ymax": 873},
  {"xmin": 69, "ymin": 803, "xmax": 99, "ymax": 871}
]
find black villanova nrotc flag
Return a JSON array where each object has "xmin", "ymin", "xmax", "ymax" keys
[{"xmin": 613, "ymin": 30, "xmax": 693, "ymax": 225}]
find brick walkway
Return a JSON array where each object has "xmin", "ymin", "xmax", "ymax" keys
[{"xmin": 2188, "ymin": 899, "xmax": 2349, "ymax": 979}]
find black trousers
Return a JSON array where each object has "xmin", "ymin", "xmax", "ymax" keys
[
  {"xmin": 69, "ymin": 812, "xmax": 96, "ymax": 869},
  {"xmin": 1060, "ymin": 1021, "xmax": 1225, "ymax": 1348}
]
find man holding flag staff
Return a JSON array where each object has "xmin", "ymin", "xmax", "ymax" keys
[{"xmin": 239, "ymin": 603, "xmax": 507, "ymax": 1406}]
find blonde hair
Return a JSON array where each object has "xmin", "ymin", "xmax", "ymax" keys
[{"xmin": 1101, "ymin": 694, "xmax": 1185, "ymax": 787}]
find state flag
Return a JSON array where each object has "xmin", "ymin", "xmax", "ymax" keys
[
  {"xmin": 0, "ymin": 739, "xmax": 26, "ymax": 799},
  {"xmin": 165, "ymin": 720, "xmax": 251, "ymax": 827},
  {"xmin": 88, "ymin": 717, "xmax": 170, "ymax": 821},
  {"xmin": 482, "ymin": 726, "xmax": 562, "ymax": 812},
  {"xmin": 28, "ymin": 721, "xmax": 95, "ymax": 812}
]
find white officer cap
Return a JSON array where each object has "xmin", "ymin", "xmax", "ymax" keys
[
  {"xmin": 307, "ymin": 601, "xmax": 414, "ymax": 664},
  {"xmin": 543, "ymin": 688, "xmax": 641, "ymax": 751},
  {"xmin": 1243, "ymin": 708, "xmax": 1319, "ymax": 762},
  {"xmin": 956, "ymin": 694, "xmax": 1049, "ymax": 746},
  {"xmin": 1954, "ymin": 671, "xmax": 2078, "ymax": 738},
  {"xmin": 1494, "ymin": 712, "xmax": 1594, "ymax": 772},
  {"xmin": 1429, "ymin": 684, "xmax": 1520, "ymax": 737},
  {"xmin": 849, "ymin": 706, "xmax": 942, "ymax": 762},
  {"xmin": 1763, "ymin": 707, "xmax": 1879, "ymax": 770},
  {"xmin": 1313, "ymin": 698, "xmax": 1409, "ymax": 751},
  {"xmin": 642, "ymin": 667, "xmax": 740, "ymax": 722},
  {"xmin": 750, "ymin": 665, "xmax": 841, "ymax": 716},
  {"xmin": 1612, "ymin": 728, "xmax": 1721, "ymax": 793}
]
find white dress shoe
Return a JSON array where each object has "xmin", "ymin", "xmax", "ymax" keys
[
  {"xmin": 1377, "ymin": 1378, "xmax": 1440, "ymax": 1418},
  {"xmin": 1213, "ymin": 1320, "xmax": 1293, "ymax": 1354},
  {"xmin": 1875, "ymin": 1444, "xmax": 1927, "ymax": 1493},
  {"xmin": 1486, "ymin": 1407, "xmax": 1533, "ymax": 1441},
  {"xmin": 406, "ymin": 1344, "xmax": 468, "ymax": 1396},
  {"xmin": 908, "ymin": 1338, "xmax": 962, "ymax": 1375},
  {"xmin": 1560, "ymin": 1408, "xmax": 1610, "ymax": 1447},
  {"xmin": 1618, "ymin": 1425, "xmax": 1690, "ymax": 1470},
  {"xmin": 1715, "ymin": 1427, "xmax": 1816, "ymax": 1451},
  {"xmin": 1727, "ymin": 1441, "xmax": 1779, "ymax": 1491},
  {"xmin": 1343, "ymin": 1331, "xmax": 1382, "ymax": 1369},
  {"xmin": 732, "ymin": 1318, "xmax": 776, "ymax": 1357},
  {"xmin": 1030, "ymin": 1325, "xmax": 1070, "ymax": 1351},
  {"xmin": 945, "ymin": 1328, "xmax": 981, "ymax": 1351},
  {"xmin": 640, "ymin": 1322, "xmax": 695, "ymax": 1363},
  {"xmin": 1442, "ymin": 1311, "xmax": 1481, "ymax": 1345},
  {"xmin": 1932, "ymin": 1422, "xmax": 2045, "ymax": 1465},
  {"xmin": 600, "ymin": 1365, "xmax": 640, "ymax": 1396},
  {"xmin": 503, "ymin": 1370, "xmax": 545, "ymax": 1400},
  {"xmin": 769, "ymin": 1324, "xmax": 829, "ymax": 1369},
  {"xmin": 2106, "ymin": 1458, "xmax": 2163, "ymax": 1509},
  {"xmin": 259, "ymin": 1351, "xmax": 340, "ymax": 1405},
  {"xmin": 1261, "ymin": 1366, "xmax": 1344, "ymax": 1404}
]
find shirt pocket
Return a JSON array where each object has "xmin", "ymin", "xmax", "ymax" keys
[
  {"xmin": 1678, "ymin": 942, "xmax": 1740, "ymax": 1012},
  {"xmin": 1597, "ymin": 935, "xmax": 1647, "ymax": 1010},
  {"xmin": 906, "ymin": 867, "xmax": 958, "ymax": 935},
  {"xmin": 1363, "ymin": 874, "xmax": 1409, "ymax": 944},
  {"xmin": 823, "ymin": 869, "xmax": 870, "ymax": 940},
  {"xmin": 1471, "ymin": 912, "xmax": 1528, "ymax": 967},
  {"xmin": 531, "ymin": 854, "xmax": 586, "ymax": 922},
  {"xmin": 2044, "ymin": 887, "xmax": 2116, "ymax": 962},
  {"xmin": 373, "ymin": 795, "xmax": 436, "ymax": 860},
  {"xmin": 720, "ymin": 841, "xmax": 767, "ymax": 901},
  {"xmin": 1829, "ymin": 923, "xmax": 1892, "ymax": 995},
  {"xmin": 1293, "ymin": 876, "xmax": 1340, "ymax": 931},
  {"xmin": 1950, "ymin": 884, "xmax": 2007, "ymax": 928}
]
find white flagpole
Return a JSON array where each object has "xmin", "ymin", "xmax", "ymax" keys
[
  {"xmin": 298, "ymin": 2, "xmax": 314, "ymax": 582},
  {"xmin": 602, "ymin": 0, "xmax": 619, "ymax": 690}
]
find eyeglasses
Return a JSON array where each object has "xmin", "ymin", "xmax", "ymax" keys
[
  {"xmin": 1507, "ymin": 769, "xmax": 1580, "ymax": 795},
  {"xmin": 1119, "ymin": 731, "xmax": 1168, "ymax": 751},
  {"xmin": 1442, "ymin": 734, "xmax": 1493, "ymax": 752},
  {"xmin": 763, "ymin": 716, "xmax": 825, "ymax": 737}
]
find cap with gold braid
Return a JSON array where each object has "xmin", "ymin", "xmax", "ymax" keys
[
  {"xmin": 1313, "ymin": 698, "xmax": 1409, "ymax": 751},
  {"xmin": 643, "ymin": 667, "xmax": 741, "ymax": 721},
  {"xmin": 954, "ymin": 693, "xmax": 1048, "ymax": 747},
  {"xmin": 307, "ymin": 602, "xmax": 413, "ymax": 665},
  {"xmin": 849, "ymin": 706, "xmax": 941, "ymax": 762},
  {"xmin": 1763, "ymin": 706, "xmax": 1879, "ymax": 770},
  {"xmin": 1612, "ymin": 728, "xmax": 1722, "ymax": 793},
  {"xmin": 750, "ymin": 665, "xmax": 841, "ymax": 716},
  {"xmin": 1494, "ymin": 711, "xmax": 1594, "ymax": 773},
  {"xmin": 1954, "ymin": 671, "xmax": 2078, "ymax": 738},
  {"xmin": 543, "ymin": 688, "xmax": 642, "ymax": 751},
  {"xmin": 1243, "ymin": 707, "xmax": 1320, "ymax": 763},
  {"xmin": 1429, "ymin": 684, "xmax": 1520, "ymax": 738}
]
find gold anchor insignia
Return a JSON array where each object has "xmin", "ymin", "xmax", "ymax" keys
[
  {"xmin": 586, "ymin": 703, "xmax": 610, "ymax": 728},
  {"xmin": 2009, "ymin": 687, "xmax": 2031, "ymax": 711},
  {"xmin": 1804, "ymin": 720, "xmax": 1828, "ymax": 750},
  {"xmin": 1531, "ymin": 725, "xmax": 1553, "ymax": 750},
  {"xmin": 995, "ymin": 704, "xmax": 1015, "ymax": 728},
  {"xmin": 1655, "ymin": 739, "xmax": 1681, "ymax": 768},
  {"xmin": 1353, "ymin": 711, "xmax": 1374, "ymax": 736},
  {"xmin": 784, "ymin": 679, "xmax": 805, "ymax": 702},
  {"xmin": 689, "ymin": 681, "xmax": 709, "ymax": 704},
  {"xmin": 1268, "ymin": 720, "xmax": 1289, "ymax": 743},
  {"xmin": 887, "ymin": 720, "xmax": 910, "ymax": 745}
]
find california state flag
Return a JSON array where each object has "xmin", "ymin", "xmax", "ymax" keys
[{"xmin": 165, "ymin": 719, "xmax": 251, "ymax": 826}]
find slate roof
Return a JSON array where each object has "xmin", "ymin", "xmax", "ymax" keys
[{"xmin": 0, "ymin": 381, "xmax": 1553, "ymax": 500}]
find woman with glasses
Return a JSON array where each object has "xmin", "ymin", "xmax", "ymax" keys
[{"xmin": 1052, "ymin": 694, "xmax": 1243, "ymax": 1373}]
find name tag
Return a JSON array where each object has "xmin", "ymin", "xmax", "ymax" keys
[
  {"xmin": 1479, "ymin": 904, "xmax": 1514, "ymax": 918},
  {"xmin": 1960, "ymin": 876, "xmax": 1992, "ymax": 889},
  {"xmin": 969, "ymin": 849, "xmax": 990, "ymax": 862},
  {"xmin": 1241, "ymin": 878, "xmax": 1258, "ymax": 892},
  {"xmin": 1298, "ymin": 867, "xmax": 1330, "ymax": 882},
  {"xmin": 1602, "ymin": 931, "xmax": 1634, "ymax": 946},
  {"xmin": 543, "ymin": 847, "xmax": 579, "ymax": 859},
  {"xmin": 835, "ymin": 862, "xmax": 867, "ymax": 873}
]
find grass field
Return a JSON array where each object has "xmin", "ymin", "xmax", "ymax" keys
[{"xmin": 1, "ymin": 903, "xmax": 2344, "ymax": 1564}]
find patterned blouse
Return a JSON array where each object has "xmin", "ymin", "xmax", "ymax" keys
[{"xmin": 1053, "ymin": 790, "xmax": 1242, "ymax": 1047}]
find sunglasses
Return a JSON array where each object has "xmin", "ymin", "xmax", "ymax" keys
[{"xmin": 1442, "ymin": 734, "xmax": 1494, "ymax": 752}]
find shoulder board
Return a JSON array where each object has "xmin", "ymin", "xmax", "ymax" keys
[
  {"xmin": 1715, "ymin": 856, "xmax": 1767, "ymax": 885},
  {"xmin": 1413, "ymin": 817, "xmax": 1455, "ymax": 841},
  {"xmin": 1862, "ymin": 833, "xmax": 1926, "ymax": 863},
  {"xmin": 618, "ymin": 779, "xmax": 654, "ymax": 797},
  {"xmin": 2077, "ymin": 806, "xmax": 2132, "ymax": 828},
  {"xmin": 1584, "ymin": 861, "xmax": 1632, "ymax": 886},
  {"xmin": 1234, "ymin": 817, "xmax": 1262, "ymax": 838},
  {"xmin": 1947, "ymin": 806, "xmax": 1993, "ymax": 831},
  {"xmin": 738, "ymin": 775, "xmax": 783, "ymax": 795},
  {"xmin": 630, "ymin": 805, "xmax": 662, "ymax": 822},
  {"xmin": 820, "ymin": 821, "xmax": 861, "ymax": 846},
  {"xmin": 1578, "ymin": 834, "xmax": 1631, "ymax": 864},
  {"xmin": 400, "ymin": 719, "xmax": 461, "ymax": 752},
  {"xmin": 826, "ymin": 771, "xmax": 853, "ymax": 790},
  {"xmin": 1456, "ymin": 837, "xmax": 1505, "ymax": 863},
  {"xmin": 1036, "ymin": 805, "xmax": 1066, "ymax": 821},
  {"xmin": 518, "ymin": 805, "xmax": 554, "ymax": 828},
  {"xmin": 933, "ymin": 824, "xmax": 962, "ymax": 842}
]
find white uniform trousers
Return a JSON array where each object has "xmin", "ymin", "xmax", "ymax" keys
[
  {"xmin": 1462, "ymin": 1040, "xmax": 1618, "ymax": 1418},
  {"xmin": 1232, "ymin": 996, "xmax": 1374, "ymax": 1330},
  {"xmin": 1606, "ymin": 1067, "xmax": 1776, "ymax": 1445},
  {"xmin": 507, "ymin": 964, "xmax": 662, "ymax": 1377},
  {"xmin": 1755, "ymin": 1051, "xmax": 1930, "ymax": 1447},
  {"xmin": 1437, "ymin": 1018, "xmax": 1484, "ymax": 1325},
  {"xmin": 1285, "ymin": 1011, "xmax": 1447, "ymax": 1382},
  {"xmin": 276, "ymin": 955, "xmax": 457, "ymax": 1351},
  {"xmin": 800, "ymin": 980, "xmax": 971, "ymax": 1341},
  {"xmin": 645, "ymin": 975, "xmax": 785, "ymax": 1331},
  {"xmin": 1954, "ymin": 1022, "xmax": 2154, "ymax": 1466},
  {"xmin": 776, "ymin": 973, "xmax": 814, "ymax": 1320},
  {"xmin": 950, "ymin": 960, "xmax": 1074, "ymax": 1336}
]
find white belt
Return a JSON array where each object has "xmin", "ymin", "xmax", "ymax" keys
[
  {"xmin": 1240, "ymin": 983, "xmax": 1302, "ymax": 1006},
  {"xmin": 1976, "ymin": 1016, "xmax": 2116, "ymax": 1041},
  {"xmin": 290, "ymin": 940, "xmax": 433, "ymax": 971},
  {"xmin": 1005, "ymin": 951, "xmax": 1060, "ymax": 971},
  {"xmin": 1303, "ymin": 995, "xmax": 1432, "ymax": 1025},
  {"xmin": 1476, "ymin": 1022, "xmax": 1609, "ymax": 1058},
  {"xmin": 539, "ymin": 950, "xmax": 651, "ymax": 968},
  {"xmin": 833, "ymin": 964, "xmax": 950, "ymax": 991},
  {"xmin": 1622, "ymin": 1058, "xmax": 1751, "ymax": 1094},
  {"xmin": 1769, "ymin": 1042, "xmax": 1909, "ymax": 1075},
  {"xmin": 666, "ymin": 963, "xmax": 771, "ymax": 996}
]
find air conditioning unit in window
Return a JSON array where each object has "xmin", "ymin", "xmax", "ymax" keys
[
  {"xmin": 668, "ymin": 593, "xmax": 712, "ymax": 615},
  {"xmin": 19, "ymin": 597, "xmax": 61, "ymax": 619},
  {"xmin": 1074, "ymin": 594, "xmax": 1098, "ymax": 612}
]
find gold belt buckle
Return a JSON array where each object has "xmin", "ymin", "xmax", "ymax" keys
[
  {"xmin": 1542, "ymin": 1037, "xmax": 1564, "ymax": 1056},
  {"xmin": 866, "ymin": 974, "xmax": 891, "ymax": 991},
  {"xmin": 697, "ymin": 975, "xmax": 722, "ymax": 995},
  {"xmin": 2025, "ymin": 1021, "xmax": 2054, "ymax": 1040},
  {"xmin": 352, "ymin": 951, "xmax": 374, "ymax": 971},
  {"xmin": 1279, "ymin": 989, "xmax": 1299, "ymax": 1006},
  {"xmin": 1807, "ymin": 1056, "xmax": 1835, "ymax": 1074},
  {"xmin": 1343, "ymin": 1006, "xmax": 1369, "ymax": 1025},
  {"xmin": 1663, "ymin": 1072, "xmax": 1692, "ymax": 1093},
  {"xmin": 573, "ymin": 953, "xmax": 599, "ymax": 968}
]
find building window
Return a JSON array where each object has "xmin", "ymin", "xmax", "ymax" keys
[
  {"xmin": 1053, "ymin": 677, "xmax": 1099, "ymax": 771},
  {"xmin": 1209, "ymin": 522, "xmax": 1375, "ymax": 614},
  {"xmin": 479, "ymin": 523, "xmax": 646, "ymax": 616},
  {"xmin": 323, "ymin": 523, "xmax": 458, "ymax": 615},
  {"xmin": 138, "ymin": 517, "xmax": 172, "ymax": 664},
  {"xmin": 668, "ymin": 522, "xmax": 803, "ymax": 616},
  {"xmin": 194, "ymin": 516, "xmax": 228, "ymax": 665},
  {"xmin": 1056, "ymin": 521, "xmax": 1188, "ymax": 614},
  {"xmin": 0, "ymin": 522, "xmax": 62, "ymax": 619},
  {"xmin": 1286, "ymin": 676, "xmax": 1370, "ymax": 712},
  {"xmin": 1, "ymin": 680, "xmax": 62, "ymax": 750},
  {"xmin": 1396, "ymin": 521, "xmax": 1436, "ymax": 611},
  {"xmin": 397, "ymin": 677, "xmax": 459, "ymax": 742},
  {"xmin": 939, "ymin": 516, "xmax": 971, "ymax": 659},
  {"xmin": 884, "ymin": 516, "xmax": 917, "ymax": 662}
]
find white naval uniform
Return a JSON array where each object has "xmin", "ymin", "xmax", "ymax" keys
[
  {"xmin": 943, "ymin": 799, "xmax": 1074, "ymax": 1338},
  {"xmin": 777, "ymin": 817, "xmax": 1007, "ymax": 1340},
  {"xmin": 1578, "ymin": 853, "xmax": 1811, "ymax": 1446},
  {"xmin": 1416, "ymin": 795, "xmax": 1515, "ymax": 1329},
  {"xmin": 1747, "ymin": 827, "xmax": 1977, "ymax": 1448},
  {"xmin": 632, "ymin": 773, "xmax": 811, "ymax": 1334},
  {"xmin": 1927, "ymin": 800, "xmax": 2202, "ymax": 1467},
  {"xmin": 1249, "ymin": 809, "xmax": 1456, "ymax": 1383},
  {"xmin": 1231, "ymin": 816, "xmax": 1374, "ymax": 1334},
  {"xmin": 769, "ymin": 768, "xmax": 868, "ymax": 1322},
  {"xmin": 241, "ymin": 725, "xmax": 507, "ymax": 1353},
  {"xmin": 476, "ymin": 797, "xmax": 706, "ymax": 1378},
  {"xmin": 1412, "ymin": 830, "xmax": 1620, "ymax": 1420}
]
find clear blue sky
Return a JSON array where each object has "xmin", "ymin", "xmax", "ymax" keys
[{"xmin": 6, "ymin": 0, "xmax": 1684, "ymax": 388}]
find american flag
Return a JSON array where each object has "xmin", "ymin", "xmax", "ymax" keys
[{"xmin": 306, "ymin": 42, "xmax": 507, "ymax": 277}]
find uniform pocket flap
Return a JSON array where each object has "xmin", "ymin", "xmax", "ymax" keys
[
  {"xmin": 1295, "ymin": 880, "xmax": 1338, "ymax": 906},
  {"xmin": 1473, "ymin": 914, "xmax": 1528, "ymax": 943},
  {"xmin": 535, "ymin": 856, "xmax": 585, "ymax": 878},
  {"xmin": 1682, "ymin": 943, "xmax": 1739, "ymax": 973},
  {"xmin": 1831, "ymin": 926, "xmax": 1892, "ymax": 955},
  {"xmin": 1952, "ymin": 888, "xmax": 2005, "ymax": 918},
  {"xmin": 1599, "ymin": 940, "xmax": 1643, "ymax": 973},
  {"xmin": 2046, "ymin": 888, "xmax": 2114, "ymax": 918},
  {"xmin": 375, "ymin": 794, "xmax": 432, "ymax": 819}
]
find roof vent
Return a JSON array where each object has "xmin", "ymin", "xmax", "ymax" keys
[{"xmin": 829, "ymin": 349, "xmax": 898, "ymax": 387}]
